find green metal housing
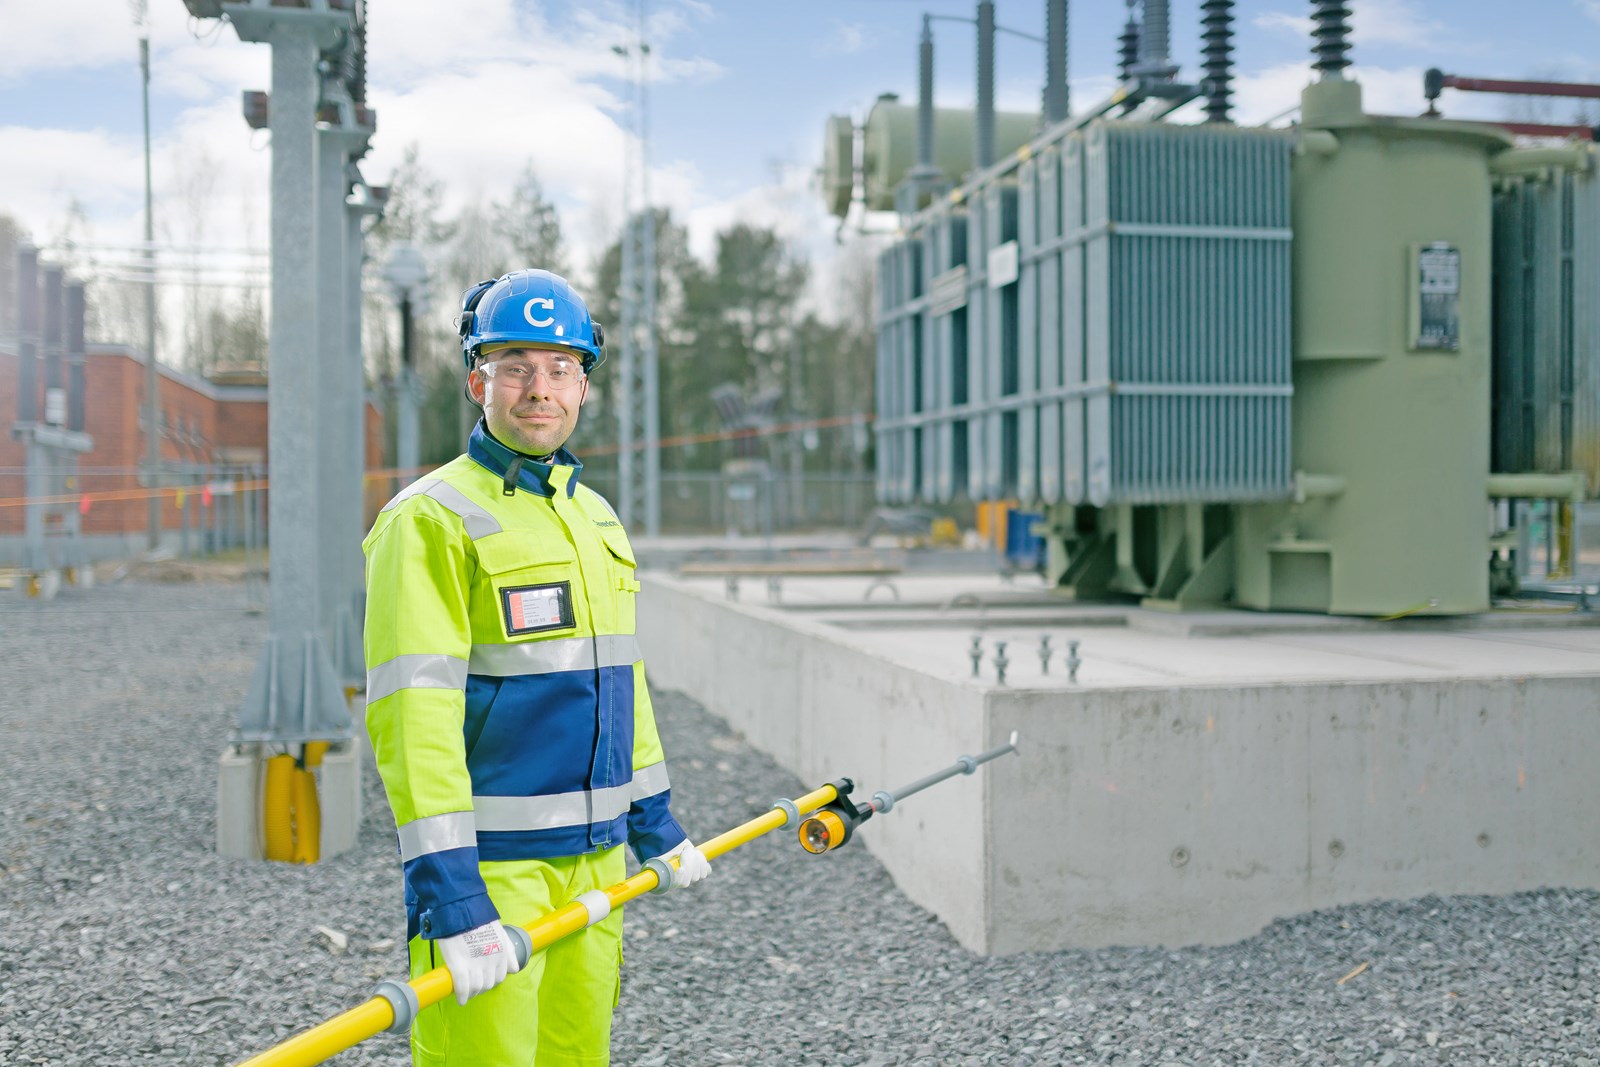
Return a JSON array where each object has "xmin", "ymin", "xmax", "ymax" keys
[{"xmin": 1234, "ymin": 80, "xmax": 1511, "ymax": 615}]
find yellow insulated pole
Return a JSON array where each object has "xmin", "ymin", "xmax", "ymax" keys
[{"xmin": 233, "ymin": 783, "xmax": 842, "ymax": 1067}]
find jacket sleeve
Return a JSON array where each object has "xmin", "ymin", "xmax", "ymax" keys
[
  {"xmin": 625, "ymin": 662, "xmax": 689, "ymax": 862},
  {"xmin": 363, "ymin": 507, "xmax": 498, "ymax": 940}
]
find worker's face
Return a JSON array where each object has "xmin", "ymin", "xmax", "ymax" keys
[{"xmin": 469, "ymin": 348, "xmax": 589, "ymax": 457}]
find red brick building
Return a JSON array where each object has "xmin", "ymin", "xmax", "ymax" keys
[{"xmin": 1, "ymin": 344, "xmax": 383, "ymax": 558}]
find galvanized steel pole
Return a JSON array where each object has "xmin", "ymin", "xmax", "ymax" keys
[
  {"xmin": 639, "ymin": 18, "xmax": 661, "ymax": 538},
  {"xmin": 227, "ymin": 1, "xmax": 355, "ymax": 744},
  {"xmin": 317, "ymin": 87, "xmax": 372, "ymax": 683},
  {"xmin": 316, "ymin": 120, "xmax": 350, "ymax": 673},
  {"xmin": 141, "ymin": 32, "xmax": 161, "ymax": 552},
  {"xmin": 343, "ymin": 171, "xmax": 369, "ymax": 635}
]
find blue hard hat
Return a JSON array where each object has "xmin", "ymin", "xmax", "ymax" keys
[{"xmin": 457, "ymin": 269, "xmax": 605, "ymax": 372}]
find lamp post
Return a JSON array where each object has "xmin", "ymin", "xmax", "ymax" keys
[{"xmin": 381, "ymin": 243, "xmax": 428, "ymax": 483}]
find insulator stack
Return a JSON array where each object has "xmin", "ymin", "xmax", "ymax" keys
[
  {"xmin": 1311, "ymin": 0, "xmax": 1352, "ymax": 78},
  {"xmin": 1140, "ymin": 0, "xmax": 1171, "ymax": 73},
  {"xmin": 1201, "ymin": 0, "xmax": 1234, "ymax": 123},
  {"xmin": 1118, "ymin": 8, "xmax": 1139, "ymax": 84}
]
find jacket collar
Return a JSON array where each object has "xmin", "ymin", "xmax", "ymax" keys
[{"xmin": 467, "ymin": 420, "xmax": 583, "ymax": 498}]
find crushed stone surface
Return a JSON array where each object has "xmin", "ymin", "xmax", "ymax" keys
[{"xmin": 1, "ymin": 580, "xmax": 1596, "ymax": 1066}]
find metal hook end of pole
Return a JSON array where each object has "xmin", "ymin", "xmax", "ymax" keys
[
  {"xmin": 504, "ymin": 924, "xmax": 533, "ymax": 970},
  {"xmin": 374, "ymin": 979, "xmax": 421, "ymax": 1034},
  {"xmin": 1007, "ymin": 730, "xmax": 1021, "ymax": 754}
]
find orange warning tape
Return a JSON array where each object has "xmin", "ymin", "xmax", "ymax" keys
[{"xmin": 0, "ymin": 414, "xmax": 874, "ymax": 510}]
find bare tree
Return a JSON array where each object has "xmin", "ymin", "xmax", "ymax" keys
[{"xmin": 170, "ymin": 144, "xmax": 223, "ymax": 373}]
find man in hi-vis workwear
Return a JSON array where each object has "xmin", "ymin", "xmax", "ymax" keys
[{"xmin": 363, "ymin": 268, "xmax": 710, "ymax": 1066}]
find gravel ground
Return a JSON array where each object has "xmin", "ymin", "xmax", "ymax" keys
[{"xmin": 2, "ymin": 578, "xmax": 1597, "ymax": 1066}]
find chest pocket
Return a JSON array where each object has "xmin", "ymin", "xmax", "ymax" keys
[
  {"xmin": 598, "ymin": 525, "xmax": 640, "ymax": 634},
  {"xmin": 474, "ymin": 533, "xmax": 582, "ymax": 641}
]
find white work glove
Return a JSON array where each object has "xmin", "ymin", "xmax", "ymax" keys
[
  {"xmin": 436, "ymin": 920, "xmax": 521, "ymax": 1005},
  {"xmin": 659, "ymin": 838, "xmax": 711, "ymax": 889}
]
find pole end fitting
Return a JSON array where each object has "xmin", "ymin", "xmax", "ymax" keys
[
  {"xmin": 957, "ymin": 755, "xmax": 978, "ymax": 775},
  {"xmin": 374, "ymin": 979, "xmax": 421, "ymax": 1034},
  {"xmin": 1007, "ymin": 730, "xmax": 1021, "ymax": 754},
  {"xmin": 871, "ymin": 790, "xmax": 895, "ymax": 813},
  {"xmin": 771, "ymin": 797, "xmax": 800, "ymax": 829}
]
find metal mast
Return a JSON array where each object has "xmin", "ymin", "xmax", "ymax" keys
[
  {"xmin": 616, "ymin": 0, "xmax": 661, "ymax": 536},
  {"xmin": 135, "ymin": 1, "xmax": 161, "ymax": 551}
]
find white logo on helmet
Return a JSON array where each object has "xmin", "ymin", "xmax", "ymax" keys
[{"xmin": 524, "ymin": 298, "xmax": 556, "ymax": 328}]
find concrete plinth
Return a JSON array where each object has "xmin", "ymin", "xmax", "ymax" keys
[
  {"xmin": 216, "ymin": 741, "xmax": 363, "ymax": 861},
  {"xmin": 639, "ymin": 570, "xmax": 1600, "ymax": 954}
]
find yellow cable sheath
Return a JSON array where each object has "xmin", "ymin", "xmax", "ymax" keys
[
  {"xmin": 291, "ymin": 768, "xmax": 321, "ymax": 865},
  {"xmin": 232, "ymin": 784, "xmax": 839, "ymax": 1067},
  {"xmin": 262, "ymin": 755, "xmax": 296, "ymax": 863}
]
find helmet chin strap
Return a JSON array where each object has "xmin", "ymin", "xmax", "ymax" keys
[{"xmin": 498, "ymin": 448, "xmax": 558, "ymax": 497}]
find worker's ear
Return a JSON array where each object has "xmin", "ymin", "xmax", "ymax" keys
[{"xmin": 465, "ymin": 365, "xmax": 486, "ymax": 407}]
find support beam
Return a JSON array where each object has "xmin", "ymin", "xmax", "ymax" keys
[{"xmin": 225, "ymin": 0, "xmax": 354, "ymax": 743}]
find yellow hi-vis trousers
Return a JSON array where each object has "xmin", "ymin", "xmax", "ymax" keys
[{"xmin": 408, "ymin": 847, "xmax": 626, "ymax": 1067}]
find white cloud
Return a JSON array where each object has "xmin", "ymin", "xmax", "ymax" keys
[
  {"xmin": 1578, "ymin": 0, "xmax": 1600, "ymax": 23},
  {"xmin": 0, "ymin": 0, "xmax": 137, "ymax": 81},
  {"xmin": 820, "ymin": 20, "xmax": 869, "ymax": 56},
  {"xmin": 0, "ymin": 0, "xmax": 232, "ymax": 83},
  {"xmin": 1255, "ymin": 2, "xmax": 1451, "ymax": 50},
  {"xmin": 0, "ymin": 127, "xmax": 144, "ymax": 231},
  {"xmin": 1255, "ymin": 11, "xmax": 1313, "ymax": 37},
  {"xmin": 1350, "ymin": 0, "xmax": 1446, "ymax": 48}
]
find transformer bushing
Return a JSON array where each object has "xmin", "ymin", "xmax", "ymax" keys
[
  {"xmin": 1118, "ymin": 8, "xmax": 1140, "ymax": 84},
  {"xmin": 1043, "ymin": 0, "xmax": 1069, "ymax": 125},
  {"xmin": 913, "ymin": 17, "xmax": 937, "ymax": 180},
  {"xmin": 1200, "ymin": 0, "xmax": 1235, "ymax": 123},
  {"xmin": 1311, "ymin": 0, "xmax": 1353, "ymax": 79},
  {"xmin": 223, "ymin": 0, "xmax": 355, "ymax": 742},
  {"xmin": 1134, "ymin": 0, "xmax": 1179, "ymax": 81},
  {"xmin": 975, "ymin": 1, "xmax": 996, "ymax": 170}
]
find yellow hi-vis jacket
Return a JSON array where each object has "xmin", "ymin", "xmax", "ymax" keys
[{"xmin": 363, "ymin": 422, "xmax": 687, "ymax": 943}]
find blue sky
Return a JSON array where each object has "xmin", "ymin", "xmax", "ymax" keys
[{"xmin": 0, "ymin": 0, "xmax": 1595, "ymax": 304}]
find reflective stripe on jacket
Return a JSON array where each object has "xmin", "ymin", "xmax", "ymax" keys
[{"xmin": 363, "ymin": 422, "xmax": 686, "ymax": 941}]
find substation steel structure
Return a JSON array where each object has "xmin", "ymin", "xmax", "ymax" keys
[
  {"xmin": 828, "ymin": 0, "xmax": 1598, "ymax": 617},
  {"xmin": 615, "ymin": 0, "xmax": 662, "ymax": 538},
  {"xmin": 9, "ymin": 247, "xmax": 93, "ymax": 599},
  {"xmin": 184, "ymin": 0, "xmax": 381, "ymax": 862}
]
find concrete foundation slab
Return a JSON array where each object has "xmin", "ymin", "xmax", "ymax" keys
[{"xmin": 639, "ymin": 570, "xmax": 1600, "ymax": 954}]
